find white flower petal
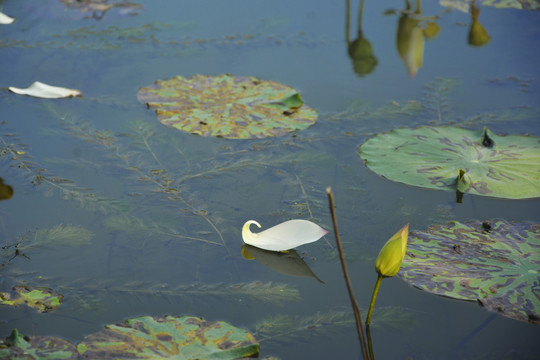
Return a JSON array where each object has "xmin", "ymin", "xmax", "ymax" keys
[
  {"xmin": 242, "ymin": 219, "xmax": 327, "ymax": 251},
  {"xmin": 8, "ymin": 81, "xmax": 82, "ymax": 99},
  {"xmin": 0, "ymin": 11, "xmax": 15, "ymax": 24}
]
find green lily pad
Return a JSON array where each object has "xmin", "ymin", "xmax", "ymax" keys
[
  {"xmin": 359, "ymin": 126, "xmax": 540, "ymax": 199},
  {"xmin": 398, "ymin": 220, "xmax": 540, "ymax": 323},
  {"xmin": 137, "ymin": 74, "xmax": 318, "ymax": 139},
  {"xmin": 0, "ymin": 329, "xmax": 78, "ymax": 360},
  {"xmin": 0, "ymin": 286, "xmax": 63, "ymax": 313},
  {"xmin": 77, "ymin": 315, "xmax": 259, "ymax": 359}
]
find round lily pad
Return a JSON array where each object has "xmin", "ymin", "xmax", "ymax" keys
[
  {"xmin": 0, "ymin": 285, "xmax": 63, "ymax": 313},
  {"xmin": 398, "ymin": 220, "xmax": 540, "ymax": 323},
  {"xmin": 359, "ymin": 126, "xmax": 540, "ymax": 199},
  {"xmin": 137, "ymin": 74, "xmax": 318, "ymax": 139},
  {"xmin": 77, "ymin": 315, "xmax": 259, "ymax": 359}
]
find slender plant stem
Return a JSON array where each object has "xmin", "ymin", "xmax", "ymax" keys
[
  {"xmin": 366, "ymin": 324, "xmax": 375, "ymax": 360},
  {"xmin": 366, "ymin": 274, "xmax": 383, "ymax": 325},
  {"xmin": 326, "ymin": 187, "xmax": 370, "ymax": 360}
]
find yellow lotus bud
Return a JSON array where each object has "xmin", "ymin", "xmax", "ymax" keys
[
  {"xmin": 366, "ymin": 224, "xmax": 410, "ymax": 325},
  {"xmin": 375, "ymin": 224, "xmax": 409, "ymax": 277}
]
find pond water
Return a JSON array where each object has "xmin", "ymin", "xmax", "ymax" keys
[{"xmin": 1, "ymin": 0, "xmax": 539, "ymax": 358}]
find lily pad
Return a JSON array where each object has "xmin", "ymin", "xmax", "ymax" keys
[
  {"xmin": 0, "ymin": 329, "xmax": 78, "ymax": 360},
  {"xmin": 398, "ymin": 220, "xmax": 540, "ymax": 323},
  {"xmin": 359, "ymin": 126, "xmax": 540, "ymax": 199},
  {"xmin": 0, "ymin": 286, "xmax": 63, "ymax": 312},
  {"xmin": 137, "ymin": 74, "xmax": 318, "ymax": 139},
  {"xmin": 77, "ymin": 315, "xmax": 259, "ymax": 359},
  {"xmin": 441, "ymin": 0, "xmax": 540, "ymax": 11}
]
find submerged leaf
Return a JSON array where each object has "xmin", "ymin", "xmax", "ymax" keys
[
  {"xmin": 0, "ymin": 286, "xmax": 63, "ymax": 312},
  {"xmin": 359, "ymin": 126, "xmax": 540, "ymax": 199},
  {"xmin": 242, "ymin": 219, "xmax": 328, "ymax": 251},
  {"xmin": 77, "ymin": 315, "xmax": 259, "ymax": 359},
  {"xmin": 138, "ymin": 74, "xmax": 318, "ymax": 139},
  {"xmin": 255, "ymin": 307, "xmax": 416, "ymax": 343},
  {"xmin": 399, "ymin": 220, "xmax": 540, "ymax": 323},
  {"xmin": 8, "ymin": 81, "xmax": 82, "ymax": 99},
  {"xmin": 0, "ymin": 329, "xmax": 78, "ymax": 359},
  {"xmin": 31, "ymin": 224, "xmax": 94, "ymax": 247}
]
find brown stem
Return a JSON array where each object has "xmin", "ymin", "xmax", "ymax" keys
[{"xmin": 326, "ymin": 187, "xmax": 371, "ymax": 360}]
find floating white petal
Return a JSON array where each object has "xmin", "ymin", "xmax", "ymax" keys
[
  {"xmin": 8, "ymin": 81, "xmax": 82, "ymax": 99},
  {"xmin": 0, "ymin": 11, "xmax": 15, "ymax": 24},
  {"xmin": 242, "ymin": 219, "xmax": 328, "ymax": 251}
]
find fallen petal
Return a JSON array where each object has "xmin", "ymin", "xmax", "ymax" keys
[
  {"xmin": 8, "ymin": 81, "xmax": 82, "ymax": 99},
  {"xmin": 0, "ymin": 11, "xmax": 15, "ymax": 24},
  {"xmin": 242, "ymin": 219, "xmax": 327, "ymax": 251}
]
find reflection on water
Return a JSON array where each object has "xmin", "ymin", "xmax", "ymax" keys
[
  {"xmin": 0, "ymin": 178, "xmax": 13, "ymax": 201},
  {"xmin": 468, "ymin": 1, "xmax": 490, "ymax": 47},
  {"xmin": 347, "ymin": 0, "xmax": 492, "ymax": 78},
  {"xmin": 346, "ymin": 0, "xmax": 378, "ymax": 76},
  {"xmin": 59, "ymin": 0, "xmax": 142, "ymax": 20},
  {"xmin": 396, "ymin": 0, "xmax": 441, "ymax": 77},
  {"xmin": 242, "ymin": 244, "xmax": 325, "ymax": 283}
]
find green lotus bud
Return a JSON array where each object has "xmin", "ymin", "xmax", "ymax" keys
[
  {"xmin": 367, "ymin": 224, "xmax": 410, "ymax": 325},
  {"xmin": 375, "ymin": 223, "xmax": 409, "ymax": 277}
]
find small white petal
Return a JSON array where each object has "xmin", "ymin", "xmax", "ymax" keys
[
  {"xmin": 242, "ymin": 219, "xmax": 327, "ymax": 251},
  {"xmin": 0, "ymin": 11, "xmax": 15, "ymax": 24},
  {"xmin": 8, "ymin": 81, "xmax": 82, "ymax": 99}
]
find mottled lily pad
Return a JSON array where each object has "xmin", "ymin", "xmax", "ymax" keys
[
  {"xmin": 137, "ymin": 74, "xmax": 318, "ymax": 139},
  {"xmin": 0, "ymin": 329, "xmax": 78, "ymax": 360},
  {"xmin": 399, "ymin": 220, "xmax": 540, "ymax": 323},
  {"xmin": 359, "ymin": 126, "xmax": 540, "ymax": 199},
  {"xmin": 0, "ymin": 286, "xmax": 63, "ymax": 313},
  {"xmin": 483, "ymin": 0, "xmax": 540, "ymax": 9},
  {"xmin": 77, "ymin": 315, "xmax": 259, "ymax": 359},
  {"xmin": 441, "ymin": 0, "xmax": 540, "ymax": 11}
]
